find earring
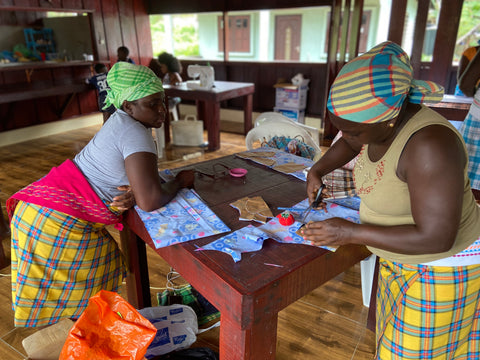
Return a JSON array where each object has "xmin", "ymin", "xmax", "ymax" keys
[{"xmin": 388, "ymin": 122, "xmax": 394, "ymax": 128}]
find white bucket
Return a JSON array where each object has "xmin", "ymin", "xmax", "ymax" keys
[{"xmin": 171, "ymin": 114, "xmax": 204, "ymax": 146}]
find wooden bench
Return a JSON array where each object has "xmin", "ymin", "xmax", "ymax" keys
[{"xmin": 0, "ymin": 82, "xmax": 91, "ymax": 118}]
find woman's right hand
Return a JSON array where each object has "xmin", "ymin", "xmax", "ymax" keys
[
  {"xmin": 306, "ymin": 168, "xmax": 324, "ymax": 204},
  {"xmin": 175, "ymin": 170, "xmax": 195, "ymax": 188}
]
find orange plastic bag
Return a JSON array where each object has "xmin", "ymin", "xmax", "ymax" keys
[{"xmin": 59, "ymin": 290, "xmax": 157, "ymax": 360}]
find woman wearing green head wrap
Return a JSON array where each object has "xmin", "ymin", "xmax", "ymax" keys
[
  {"xmin": 7, "ymin": 62, "xmax": 194, "ymax": 328},
  {"xmin": 301, "ymin": 42, "xmax": 480, "ymax": 359}
]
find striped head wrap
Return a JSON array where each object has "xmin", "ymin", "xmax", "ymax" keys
[
  {"xmin": 104, "ymin": 62, "xmax": 164, "ymax": 109},
  {"xmin": 327, "ymin": 41, "xmax": 444, "ymax": 123}
]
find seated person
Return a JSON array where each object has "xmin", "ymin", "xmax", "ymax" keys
[
  {"xmin": 7, "ymin": 62, "xmax": 194, "ymax": 328},
  {"xmin": 455, "ymin": 41, "xmax": 480, "ymax": 96},
  {"xmin": 158, "ymin": 52, "xmax": 183, "ymax": 112}
]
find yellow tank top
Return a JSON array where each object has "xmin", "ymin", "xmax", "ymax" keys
[{"xmin": 354, "ymin": 105, "xmax": 480, "ymax": 264}]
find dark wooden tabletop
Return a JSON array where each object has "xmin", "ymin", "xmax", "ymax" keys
[
  {"xmin": 126, "ymin": 154, "xmax": 370, "ymax": 299},
  {"xmin": 125, "ymin": 153, "xmax": 371, "ymax": 359}
]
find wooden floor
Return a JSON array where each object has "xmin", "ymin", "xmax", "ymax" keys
[{"xmin": 0, "ymin": 116, "xmax": 375, "ymax": 359}]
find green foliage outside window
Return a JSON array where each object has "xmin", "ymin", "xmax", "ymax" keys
[
  {"xmin": 454, "ymin": 0, "xmax": 480, "ymax": 61},
  {"xmin": 150, "ymin": 14, "xmax": 200, "ymax": 58}
]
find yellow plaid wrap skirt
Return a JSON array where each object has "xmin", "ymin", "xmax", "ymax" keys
[
  {"xmin": 376, "ymin": 259, "xmax": 480, "ymax": 359},
  {"xmin": 11, "ymin": 201, "xmax": 125, "ymax": 327}
]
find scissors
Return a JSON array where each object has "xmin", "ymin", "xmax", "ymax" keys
[{"xmin": 300, "ymin": 183, "xmax": 326, "ymax": 223}]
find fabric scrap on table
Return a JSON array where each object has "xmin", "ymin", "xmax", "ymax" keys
[
  {"xmin": 235, "ymin": 148, "xmax": 313, "ymax": 181},
  {"xmin": 230, "ymin": 196, "xmax": 273, "ymax": 223},
  {"xmin": 135, "ymin": 188, "xmax": 230, "ymax": 249},
  {"xmin": 200, "ymin": 199, "xmax": 361, "ymax": 262},
  {"xmin": 273, "ymin": 162, "xmax": 308, "ymax": 174},
  {"xmin": 236, "ymin": 150, "xmax": 277, "ymax": 158},
  {"xmin": 324, "ymin": 195, "xmax": 361, "ymax": 211},
  {"xmin": 200, "ymin": 225, "xmax": 269, "ymax": 262}
]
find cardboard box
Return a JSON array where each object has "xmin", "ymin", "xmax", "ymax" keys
[
  {"xmin": 274, "ymin": 80, "xmax": 309, "ymax": 109},
  {"xmin": 274, "ymin": 107, "xmax": 305, "ymax": 124}
]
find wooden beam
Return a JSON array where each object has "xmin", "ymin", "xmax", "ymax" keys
[
  {"xmin": 223, "ymin": 12, "xmax": 230, "ymax": 62},
  {"xmin": 410, "ymin": 0, "xmax": 429, "ymax": 78},
  {"xmin": 323, "ymin": 0, "xmax": 343, "ymax": 144},
  {"xmin": 387, "ymin": 0, "xmax": 407, "ymax": 44},
  {"xmin": 348, "ymin": 0, "xmax": 363, "ymax": 59},
  {"xmin": 338, "ymin": 0, "xmax": 351, "ymax": 68},
  {"xmin": 0, "ymin": 6, "xmax": 94, "ymax": 12},
  {"xmin": 428, "ymin": 0, "xmax": 464, "ymax": 86}
]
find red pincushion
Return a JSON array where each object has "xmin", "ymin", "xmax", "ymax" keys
[{"xmin": 277, "ymin": 211, "xmax": 295, "ymax": 226}]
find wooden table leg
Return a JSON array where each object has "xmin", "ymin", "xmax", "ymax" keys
[
  {"xmin": 122, "ymin": 226, "xmax": 152, "ymax": 309},
  {"xmin": 366, "ymin": 257, "xmax": 379, "ymax": 333},
  {"xmin": 243, "ymin": 93, "xmax": 253, "ymax": 135},
  {"xmin": 202, "ymin": 101, "xmax": 221, "ymax": 151},
  {"xmin": 163, "ymin": 98, "xmax": 171, "ymax": 144},
  {"xmin": 219, "ymin": 312, "xmax": 278, "ymax": 360}
]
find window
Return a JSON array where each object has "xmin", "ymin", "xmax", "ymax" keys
[
  {"xmin": 454, "ymin": 0, "xmax": 480, "ymax": 63},
  {"xmin": 417, "ymin": 0, "xmax": 480, "ymax": 63},
  {"xmin": 150, "ymin": 7, "xmax": 334, "ymax": 63}
]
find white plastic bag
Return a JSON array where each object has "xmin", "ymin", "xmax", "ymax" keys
[
  {"xmin": 139, "ymin": 304, "xmax": 198, "ymax": 358},
  {"xmin": 171, "ymin": 114, "xmax": 204, "ymax": 146}
]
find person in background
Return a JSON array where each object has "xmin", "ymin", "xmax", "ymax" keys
[
  {"xmin": 302, "ymin": 41, "xmax": 480, "ymax": 359},
  {"xmin": 7, "ymin": 62, "xmax": 194, "ymax": 328},
  {"xmin": 85, "ymin": 63, "xmax": 116, "ymax": 123},
  {"xmin": 455, "ymin": 40, "xmax": 480, "ymax": 96},
  {"xmin": 157, "ymin": 52, "xmax": 183, "ymax": 85},
  {"xmin": 458, "ymin": 43, "xmax": 480, "ymax": 198},
  {"xmin": 157, "ymin": 52, "xmax": 183, "ymax": 115},
  {"xmin": 117, "ymin": 46, "xmax": 135, "ymax": 64}
]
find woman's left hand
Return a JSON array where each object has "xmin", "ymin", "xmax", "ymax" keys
[
  {"xmin": 110, "ymin": 185, "xmax": 135, "ymax": 211},
  {"xmin": 300, "ymin": 218, "xmax": 356, "ymax": 247}
]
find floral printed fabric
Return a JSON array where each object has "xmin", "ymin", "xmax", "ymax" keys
[
  {"xmin": 201, "ymin": 198, "xmax": 360, "ymax": 262},
  {"xmin": 135, "ymin": 188, "xmax": 231, "ymax": 249}
]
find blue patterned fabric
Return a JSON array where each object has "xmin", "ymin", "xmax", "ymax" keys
[
  {"xmin": 135, "ymin": 189, "xmax": 230, "ymax": 248},
  {"xmin": 459, "ymin": 89, "xmax": 480, "ymax": 190},
  {"xmin": 201, "ymin": 198, "xmax": 360, "ymax": 262}
]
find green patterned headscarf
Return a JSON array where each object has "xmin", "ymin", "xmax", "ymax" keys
[{"xmin": 104, "ymin": 62, "xmax": 164, "ymax": 110}]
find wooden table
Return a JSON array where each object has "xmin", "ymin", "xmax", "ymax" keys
[
  {"xmin": 124, "ymin": 154, "xmax": 371, "ymax": 360},
  {"xmin": 163, "ymin": 81, "xmax": 255, "ymax": 151}
]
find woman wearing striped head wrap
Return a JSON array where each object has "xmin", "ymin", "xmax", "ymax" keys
[
  {"xmin": 302, "ymin": 42, "xmax": 480, "ymax": 359},
  {"xmin": 7, "ymin": 62, "xmax": 194, "ymax": 327}
]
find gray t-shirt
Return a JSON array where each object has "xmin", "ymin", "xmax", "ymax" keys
[{"xmin": 74, "ymin": 110, "xmax": 157, "ymax": 202}]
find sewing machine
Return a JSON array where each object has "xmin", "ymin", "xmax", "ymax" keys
[{"xmin": 186, "ymin": 65, "xmax": 215, "ymax": 90}]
